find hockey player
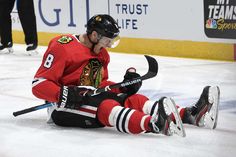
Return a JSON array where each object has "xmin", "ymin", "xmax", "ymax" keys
[{"xmin": 32, "ymin": 14, "xmax": 220, "ymax": 137}]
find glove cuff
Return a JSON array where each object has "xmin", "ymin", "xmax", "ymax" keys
[{"xmin": 58, "ymin": 86, "xmax": 69, "ymax": 108}]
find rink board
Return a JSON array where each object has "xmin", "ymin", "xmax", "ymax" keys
[{"xmin": 12, "ymin": 31, "xmax": 235, "ymax": 61}]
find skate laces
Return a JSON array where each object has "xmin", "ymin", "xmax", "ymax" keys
[{"xmin": 150, "ymin": 114, "xmax": 160, "ymax": 133}]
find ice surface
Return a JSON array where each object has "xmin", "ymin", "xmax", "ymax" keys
[{"xmin": 0, "ymin": 44, "xmax": 236, "ymax": 157}]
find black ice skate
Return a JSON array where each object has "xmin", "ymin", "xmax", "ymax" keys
[
  {"xmin": 149, "ymin": 97, "xmax": 186, "ymax": 137},
  {"xmin": 183, "ymin": 86, "xmax": 220, "ymax": 129},
  {"xmin": 0, "ymin": 42, "xmax": 13, "ymax": 53},
  {"xmin": 26, "ymin": 43, "xmax": 38, "ymax": 55}
]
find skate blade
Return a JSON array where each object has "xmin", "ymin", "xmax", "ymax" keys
[
  {"xmin": 7, "ymin": 47, "xmax": 14, "ymax": 53},
  {"xmin": 204, "ymin": 86, "xmax": 220, "ymax": 129},
  {"xmin": 27, "ymin": 50, "xmax": 38, "ymax": 56},
  {"xmin": 0, "ymin": 47, "xmax": 13, "ymax": 54},
  {"xmin": 163, "ymin": 98, "xmax": 186, "ymax": 137}
]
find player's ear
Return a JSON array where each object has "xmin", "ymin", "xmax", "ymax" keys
[{"xmin": 91, "ymin": 31, "xmax": 98, "ymax": 41}]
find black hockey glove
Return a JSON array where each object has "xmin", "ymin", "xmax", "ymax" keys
[
  {"xmin": 120, "ymin": 67, "xmax": 142, "ymax": 96},
  {"xmin": 58, "ymin": 86, "xmax": 95, "ymax": 109}
]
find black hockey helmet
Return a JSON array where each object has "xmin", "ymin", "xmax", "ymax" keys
[{"xmin": 86, "ymin": 14, "xmax": 120, "ymax": 39}]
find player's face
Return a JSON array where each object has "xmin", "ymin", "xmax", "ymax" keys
[
  {"xmin": 91, "ymin": 32, "xmax": 120, "ymax": 55},
  {"xmin": 98, "ymin": 36, "xmax": 120, "ymax": 48}
]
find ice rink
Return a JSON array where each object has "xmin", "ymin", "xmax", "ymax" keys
[{"xmin": 0, "ymin": 44, "xmax": 236, "ymax": 157}]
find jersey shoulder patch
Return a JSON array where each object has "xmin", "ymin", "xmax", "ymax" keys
[{"xmin": 57, "ymin": 36, "xmax": 73, "ymax": 44}]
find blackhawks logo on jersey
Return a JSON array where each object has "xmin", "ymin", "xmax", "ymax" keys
[
  {"xmin": 80, "ymin": 59, "xmax": 103, "ymax": 88},
  {"xmin": 57, "ymin": 36, "xmax": 73, "ymax": 44}
]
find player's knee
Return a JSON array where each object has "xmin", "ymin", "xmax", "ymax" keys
[
  {"xmin": 97, "ymin": 99, "xmax": 121, "ymax": 126},
  {"xmin": 124, "ymin": 94, "xmax": 149, "ymax": 109}
]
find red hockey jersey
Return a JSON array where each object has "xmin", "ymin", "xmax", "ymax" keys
[{"xmin": 32, "ymin": 34, "xmax": 118, "ymax": 102}]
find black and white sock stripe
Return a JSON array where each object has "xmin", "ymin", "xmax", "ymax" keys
[{"xmin": 116, "ymin": 108, "xmax": 135, "ymax": 133}]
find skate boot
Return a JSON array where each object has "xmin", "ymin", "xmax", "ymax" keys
[
  {"xmin": 149, "ymin": 97, "xmax": 186, "ymax": 137},
  {"xmin": 183, "ymin": 86, "xmax": 220, "ymax": 129},
  {"xmin": 26, "ymin": 43, "xmax": 38, "ymax": 55},
  {"xmin": 0, "ymin": 42, "xmax": 13, "ymax": 53}
]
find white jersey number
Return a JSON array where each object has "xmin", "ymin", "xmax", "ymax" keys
[{"xmin": 43, "ymin": 54, "xmax": 54, "ymax": 68}]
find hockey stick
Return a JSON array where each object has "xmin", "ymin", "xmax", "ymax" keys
[
  {"xmin": 13, "ymin": 103, "xmax": 55, "ymax": 117},
  {"xmin": 86, "ymin": 55, "xmax": 158, "ymax": 96},
  {"xmin": 13, "ymin": 55, "xmax": 158, "ymax": 117}
]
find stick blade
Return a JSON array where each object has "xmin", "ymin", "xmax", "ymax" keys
[{"xmin": 141, "ymin": 55, "xmax": 158, "ymax": 80}]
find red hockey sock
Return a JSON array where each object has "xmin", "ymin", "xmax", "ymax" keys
[
  {"xmin": 97, "ymin": 99, "xmax": 151, "ymax": 134},
  {"xmin": 176, "ymin": 105, "xmax": 186, "ymax": 120}
]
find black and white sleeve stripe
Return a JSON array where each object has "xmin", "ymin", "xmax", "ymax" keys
[{"xmin": 32, "ymin": 77, "xmax": 47, "ymax": 87}]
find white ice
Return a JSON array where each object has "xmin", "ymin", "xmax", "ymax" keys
[{"xmin": 0, "ymin": 44, "xmax": 236, "ymax": 157}]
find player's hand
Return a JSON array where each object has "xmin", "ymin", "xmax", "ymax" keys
[
  {"xmin": 58, "ymin": 86, "xmax": 95, "ymax": 109},
  {"xmin": 121, "ymin": 67, "xmax": 142, "ymax": 96}
]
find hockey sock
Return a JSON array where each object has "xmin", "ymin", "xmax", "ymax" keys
[
  {"xmin": 176, "ymin": 106, "xmax": 186, "ymax": 121},
  {"xmin": 97, "ymin": 99, "xmax": 152, "ymax": 134},
  {"xmin": 142, "ymin": 100, "xmax": 159, "ymax": 116}
]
